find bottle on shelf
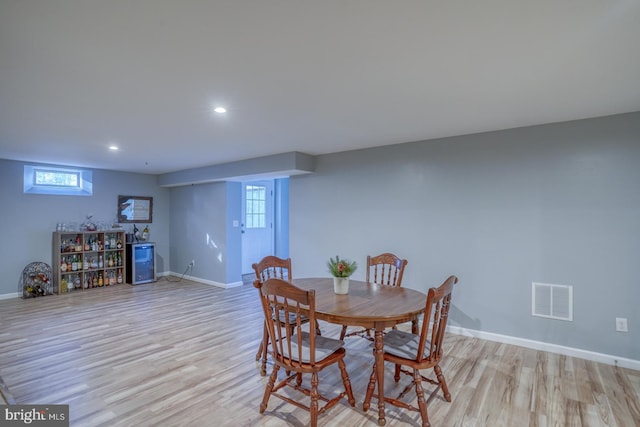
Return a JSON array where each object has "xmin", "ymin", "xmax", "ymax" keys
[
  {"xmin": 98, "ymin": 272, "xmax": 104, "ymax": 287},
  {"xmin": 98, "ymin": 255, "xmax": 104, "ymax": 268},
  {"xmin": 61, "ymin": 256, "xmax": 67, "ymax": 272},
  {"xmin": 117, "ymin": 268, "xmax": 123, "ymax": 284}
]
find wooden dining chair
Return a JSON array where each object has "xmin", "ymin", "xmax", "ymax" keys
[
  {"xmin": 255, "ymin": 277, "xmax": 355, "ymax": 427},
  {"xmin": 340, "ymin": 252, "xmax": 408, "ymax": 340},
  {"xmin": 252, "ymin": 255, "xmax": 320, "ymax": 376},
  {"xmin": 362, "ymin": 275, "xmax": 458, "ymax": 427}
]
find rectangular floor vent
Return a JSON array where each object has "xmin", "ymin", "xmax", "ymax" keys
[{"xmin": 532, "ymin": 282, "xmax": 573, "ymax": 321}]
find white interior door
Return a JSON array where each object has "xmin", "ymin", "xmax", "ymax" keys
[{"xmin": 241, "ymin": 180, "xmax": 274, "ymax": 274}]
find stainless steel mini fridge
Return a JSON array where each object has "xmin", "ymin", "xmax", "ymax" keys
[{"xmin": 126, "ymin": 242, "xmax": 156, "ymax": 284}]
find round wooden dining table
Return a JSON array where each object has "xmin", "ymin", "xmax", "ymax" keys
[{"xmin": 293, "ymin": 277, "xmax": 426, "ymax": 426}]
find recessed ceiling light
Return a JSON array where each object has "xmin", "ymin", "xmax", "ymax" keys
[
  {"xmin": 213, "ymin": 107, "xmax": 227, "ymax": 114},
  {"xmin": 108, "ymin": 145, "xmax": 119, "ymax": 151}
]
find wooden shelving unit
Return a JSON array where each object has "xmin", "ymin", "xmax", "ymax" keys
[{"xmin": 52, "ymin": 230, "xmax": 127, "ymax": 294}]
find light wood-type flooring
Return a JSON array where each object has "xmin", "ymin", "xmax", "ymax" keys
[{"xmin": 1, "ymin": 278, "xmax": 639, "ymax": 426}]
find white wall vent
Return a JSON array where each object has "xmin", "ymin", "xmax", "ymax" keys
[{"xmin": 532, "ymin": 282, "xmax": 573, "ymax": 321}]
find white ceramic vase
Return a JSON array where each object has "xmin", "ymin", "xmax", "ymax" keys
[{"xmin": 333, "ymin": 277, "xmax": 350, "ymax": 294}]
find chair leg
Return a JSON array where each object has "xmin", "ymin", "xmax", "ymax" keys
[
  {"xmin": 259, "ymin": 323, "xmax": 269, "ymax": 376},
  {"xmin": 314, "ymin": 319, "xmax": 322, "ymax": 336},
  {"xmin": 310, "ymin": 371, "xmax": 319, "ymax": 427},
  {"xmin": 413, "ymin": 369, "xmax": 431, "ymax": 427},
  {"xmin": 338, "ymin": 359, "xmax": 356, "ymax": 406},
  {"xmin": 394, "ymin": 364, "xmax": 401, "ymax": 382},
  {"xmin": 255, "ymin": 321, "xmax": 267, "ymax": 361},
  {"xmin": 339, "ymin": 324, "xmax": 348, "ymax": 340},
  {"xmin": 260, "ymin": 364, "xmax": 279, "ymax": 414},
  {"xmin": 434, "ymin": 364, "xmax": 451, "ymax": 402},
  {"xmin": 255, "ymin": 338, "xmax": 263, "ymax": 361},
  {"xmin": 362, "ymin": 363, "xmax": 377, "ymax": 412}
]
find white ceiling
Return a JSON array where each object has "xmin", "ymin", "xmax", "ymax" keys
[{"xmin": 1, "ymin": 1, "xmax": 639, "ymax": 175}]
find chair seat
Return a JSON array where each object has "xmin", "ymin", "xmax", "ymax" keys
[
  {"xmin": 383, "ymin": 329, "xmax": 429, "ymax": 360},
  {"xmin": 285, "ymin": 332, "xmax": 344, "ymax": 363}
]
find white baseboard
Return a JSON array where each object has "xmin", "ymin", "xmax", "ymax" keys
[
  {"xmin": 0, "ymin": 292, "xmax": 21, "ymax": 300},
  {"xmin": 165, "ymin": 272, "xmax": 243, "ymax": 289},
  {"xmin": 447, "ymin": 325, "xmax": 640, "ymax": 371}
]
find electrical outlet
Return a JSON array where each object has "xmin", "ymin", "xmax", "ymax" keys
[{"xmin": 615, "ymin": 317, "xmax": 628, "ymax": 332}]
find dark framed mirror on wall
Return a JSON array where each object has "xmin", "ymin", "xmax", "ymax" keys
[{"xmin": 118, "ymin": 195, "xmax": 153, "ymax": 223}]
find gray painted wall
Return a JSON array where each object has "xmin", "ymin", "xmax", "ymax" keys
[
  {"xmin": 169, "ymin": 181, "xmax": 230, "ymax": 283},
  {"xmin": 274, "ymin": 178, "xmax": 290, "ymax": 258},
  {"xmin": 0, "ymin": 159, "xmax": 170, "ymax": 296},
  {"xmin": 225, "ymin": 182, "xmax": 242, "ymax": 283},
  {"xmin": 289, "ymin": 112, "xmax": 640, "ymax": 360}
]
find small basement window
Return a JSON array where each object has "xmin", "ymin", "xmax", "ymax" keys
[{"xmin": 24, "ymin": 165, "xmax": 93, "ymax": 196}]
